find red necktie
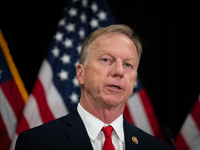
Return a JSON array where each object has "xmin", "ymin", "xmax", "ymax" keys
[{"xmin": 102, "ymin": 126, "xmax": 115, "ymax": 150}]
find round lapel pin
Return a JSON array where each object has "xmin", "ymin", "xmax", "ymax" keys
[{"xmin": 132, "ymin": 136, "xmax": 139, "ymax": 144}]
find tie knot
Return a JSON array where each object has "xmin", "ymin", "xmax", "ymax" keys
[{"xmin": 102, "ymin": 126, "xmax": 114, "ymax": 138}]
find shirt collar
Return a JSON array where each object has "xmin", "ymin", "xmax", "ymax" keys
[
  {"xmin": 77, "ymin": 103, "xmax": 124, "ymax": 142},
  {"xmin": 110, "ymin": 114, "xmax": 124, "ymax": 142}
]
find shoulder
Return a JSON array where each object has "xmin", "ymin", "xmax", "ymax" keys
[
  {"xmin": 123, "ymin": 118, "xmax": 173, "ymax": 150},
  {"xmin": 16, "ymin": 116, "xmax": 67, "ymax": 142},
  {"xmin": 16, "ymin": 110, "xmax": 91, "ymax": 150},
  {"xmin": 16, "ymin": 114, "xmax": 74, "ymax": 150}
]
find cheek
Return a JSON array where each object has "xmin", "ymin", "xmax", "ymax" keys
[{"xmin": 84, "ymin": 66, "xmax": 103, "ymax": 88}]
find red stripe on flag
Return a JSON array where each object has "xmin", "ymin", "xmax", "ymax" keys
[
  {"xmin": 138, "ymin": 89, "xmax": 164, "ymax": 140},
  {"xmin": 0, "ymin": 114, "xmax": 11, "ymax": 150},
  {"xmin": 0, "ymin": 79, "xmax": 25, "ymax": 120},
  {"xmin": 190, "ymin": 98, "xmax": 200, "ymax": 131},
  {"xmin": 16, "ymin": 115, "xmax": 30, "ymax": 135},
  {"xmin": 175, "ymin": 133, "xmax": 190, "ymax": 150},
  {"xmin": 123, "ymin": 103, "xmax": 135, "ymax": 125},
  {"xmin": 32, "ymin": 78, "xmax": 55, "ymax": 123}
]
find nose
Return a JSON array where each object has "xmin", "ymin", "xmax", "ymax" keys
[{"xmin": 110, "ymin": 60, "xmax": 124, "ymax": 78}]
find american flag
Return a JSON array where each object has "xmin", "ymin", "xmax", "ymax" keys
[
  {"xmin": 0, "ymin": 29, "xmax": 28, "ymax": 150},
  {"xmin": 175, "ymin": 94, "xmax": 200, "ymax": 150},
  {"xmin": 9, "ymin": 0, "xmax": 163, "ymax": 149}
]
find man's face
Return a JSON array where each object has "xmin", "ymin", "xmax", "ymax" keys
[{"xmin": 78, "ymin": 33, "xmax": 138, "ymax": 109}]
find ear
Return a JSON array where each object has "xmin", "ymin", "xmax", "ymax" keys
[{"xmin": 76, "ymin": 64, "xmax": 84, "ymax": 85}]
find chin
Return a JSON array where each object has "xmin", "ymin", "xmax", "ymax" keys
[{"xmin": 104, "ymin": 97, "xmax": 126, "ymax": 107}]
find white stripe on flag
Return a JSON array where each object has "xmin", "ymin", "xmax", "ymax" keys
[
  {"xmin": 38, "ymin": 60, "xmax": 68, "ymax": 118},
  {"xmin": 9, "ymin": 133, "xmax": 18, "ymax": 150},
  {"xmin": 0, "ymin": 87, "xmax": 16, "ymax": 138},
  {"xmin": 181, "ymin": 114, "xmax": 200, "ymax": 150},
  {"xmin": 23, "ymin": 95, "xmax": 43, "ymax": 128},
  {"xmin": 127, "ymin": 93, "xmax": 153, "ymax": 135}
]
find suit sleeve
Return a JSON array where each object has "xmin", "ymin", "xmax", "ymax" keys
[{"xmin": 15, "ymin": 132, "xmax": 38, "ymax": 150}]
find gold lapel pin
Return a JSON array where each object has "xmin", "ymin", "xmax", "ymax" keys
[{"xmin": 132, "ymin": 136, "xmax": 139, "ymax": 144}]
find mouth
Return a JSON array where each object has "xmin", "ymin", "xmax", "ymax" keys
[
  {"xmin": 109, "ymin": 85, "xmax": 121, "ymax": 89},
  {"xmin": 108, "ymin": 85, "xmax": 122, "ymax": 90}
]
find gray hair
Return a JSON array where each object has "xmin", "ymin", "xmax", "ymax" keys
[{"xmin": 79, "ymin": 24, "xmax": 143, "ymax": 66}]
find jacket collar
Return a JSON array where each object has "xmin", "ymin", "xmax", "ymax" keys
[
  {"xmin": 64, "ymin": 109, "xmax": 93, "ymax": 150},
  {"xmin": 123, "ymin": 116, "xmax": 140, "ymax": 150}
]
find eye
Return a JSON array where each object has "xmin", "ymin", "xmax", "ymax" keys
[
  {"xmin": 124, "ymin": 63, "xmax": 132, "ymax": 68},
  {"xmin": 124, "ymin": 62, "xmax": 134, "ymax": 70},
  {"xmin": 102, "ymin": 58, "xmax": 109, "ymax": 62},
  {"xmin": 125, "ymin": 63, "xmax": 131, "ymax": 67},
  {"xmin": 100, "ymin": 56, "xmax": 113, "ymax": 65}
]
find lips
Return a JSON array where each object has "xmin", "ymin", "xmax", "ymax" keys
[
  {"xmin": 107, "ymin": 83, "xmax": 123, "ymax": 91},
  {"xmin": 109, "ymin": 85, "xmax": 121, "ymax": 89}
]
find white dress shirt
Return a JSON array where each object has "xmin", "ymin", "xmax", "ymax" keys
[{"xmin": 77, "ymin": 103, "xmax": 125, "ymax": 150}]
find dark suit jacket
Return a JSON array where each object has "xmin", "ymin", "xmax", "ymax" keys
[{"xmin": 16, "ymin": 109, "xmax": 173, "ymax": 150}]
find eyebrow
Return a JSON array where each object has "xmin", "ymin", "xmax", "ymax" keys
[{"xmin": 100, "ymin": 50, "xmax": 136, "ymax": 61}]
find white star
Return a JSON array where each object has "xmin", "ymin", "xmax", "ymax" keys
[
  {"xmin": 90, "ymin": 18, "xmax": 99, "ymax": 29},
  {"xmin": 68, "ymin": 7, "xmax": 78, "ymax": 17},
  {"xmin": 51, "ymin": 47, "xmax": 60, "ymax": 58},
  {"xmin": 78, "ymin": 28, "xmax": 85, "ymax": 39},
  {"xmin": 60, "ymin": 54, "xmax": 71, "ymax": 64},
  {"xmin": 82, "ymin": 0, "xmax": 88, "ymax": 7},
  {"xmin": 63, "ymin": 38, "xmax": 73, "ymax": 48},
  {"xmin": 74, "ymin": 59, "xmax": 79, "ymax": 68},
  {"xmin": 98, "ymin": 11, "xmax": 107, "ymax": 21},
  {"xmin": 80, "ymin": 13, "xmax": 86, "ymax": 23},
  {"xmin": 54, "ymin": 32, "xmax": 63, "ymax": 42},
  {"xmin": 90, "ymin": 2, "xmax": 98, "ymax": 12},
  {"xmin": 58, "ymin": 69, "xmax": 68, "ymax": 81},
  {"xmin": 0, "ymin": 70, "xmax": 2, "ymax": 79},
  {"xmin": 65, "ymin": 23, "xmax": 75, "ymax": 33},
  {"xmin": 72, "ymin": 77, "xmax": 79, "ymax": 87},
  {"xmin": 58, "ymin": 18, "xmax": 65, "ymax": 26},
  {"xmin": 76, "ymin": 43, "xmax": 82, "ymax": 54},
  {"xmin": 70, "ymin": 92, "xmax": 79, "ymax": 103}
]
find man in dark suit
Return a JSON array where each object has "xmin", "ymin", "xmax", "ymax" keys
[{"xmin": 16, "ymin": 24, "xmax": 173, "ymax": 150}]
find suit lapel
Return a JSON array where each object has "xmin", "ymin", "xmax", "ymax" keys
[
  {"xmin": 64, "ymin": 109, "xmax": 93, "ymax": 150},
  {"xmin": 123, "ymin": 116, "xmax": 140, "ymax": 150}
]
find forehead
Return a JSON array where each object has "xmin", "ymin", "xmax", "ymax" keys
[
  {"xmin": 90, "ymin": 33, "xmax": 137, "ymax": 57},
  {"xmin": 93, "ymin": 33, "xmax": 131, "ymax": 44}
]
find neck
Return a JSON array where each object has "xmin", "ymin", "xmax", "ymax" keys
[{"xmin": 79, "ymin": 93, "xmax": 125, "ymax": 124}]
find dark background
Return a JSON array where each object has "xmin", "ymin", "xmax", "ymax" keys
[{"xmin": 1, "ymin": 0, "xmax": 200, "ymax": 138}]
